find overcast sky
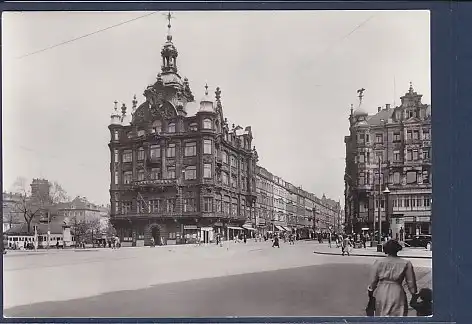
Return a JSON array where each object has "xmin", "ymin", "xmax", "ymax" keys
[{"xmin": 2, "ymin": 10, "xmax": 430, "ymax": 206}]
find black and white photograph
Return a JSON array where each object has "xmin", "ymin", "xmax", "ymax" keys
[{"xmin": 2, "ymin": 10, "xmax": 432, "ymax": 318}]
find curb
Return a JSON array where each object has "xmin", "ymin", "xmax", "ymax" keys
[{"xmin": 313, "ymin": 250, "xmax": 432, "ymax": 259}]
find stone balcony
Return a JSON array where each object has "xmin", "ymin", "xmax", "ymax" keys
[{"xmin": 131, "ymin": 179, "xmax": 177, "ymax": 189}]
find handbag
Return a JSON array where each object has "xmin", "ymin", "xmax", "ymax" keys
[{"xmin": 365, "ymin": 296, "xmax": 376, "ymax": 316}]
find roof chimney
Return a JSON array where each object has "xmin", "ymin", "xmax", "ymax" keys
[{"xmin": 377, "ymin": 107, "xmax": 381, "ymax": 112}]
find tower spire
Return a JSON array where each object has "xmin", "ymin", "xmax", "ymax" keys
[
  {"xmin": 204, "ymin": 83, "xmax": 209, "ymax": 96},
  {"xmin": 161, "ymin": 11, "xmax": 178, "ymax": 73}
]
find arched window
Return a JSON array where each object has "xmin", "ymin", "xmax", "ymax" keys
[
  {"xmin": 168, "ymin": 123, "xmax": 176, "ymax": 133},
  {"xmin": 203, "ymin": 119, "xmax": 212, "ymax": 129}
]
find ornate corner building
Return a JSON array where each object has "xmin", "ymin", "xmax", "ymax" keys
[
  {"xmin": 344, "ymin": 84, "xmax": 432, "ymax": 239},
  {"xmin": 107, "ymin": 19, "xmax": 258, "ymax": 246},
  {"xmin": 107, "ymin": 17, "xmax": 342, "ymax": 246}
]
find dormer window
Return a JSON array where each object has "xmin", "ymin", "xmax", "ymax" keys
[
  {"xmin": 168, "ymin": 123, "xmax": 176, "ymax": 133},
  {"xmin": 152, "ymin": 120, "xmax": 162, "ymax": 134},
  {"xmin": 203, "ymin": 119, "xmax": 212, "ymax": 130}
]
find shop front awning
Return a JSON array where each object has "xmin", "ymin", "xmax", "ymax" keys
[
  {"xmin": 275, "ymin": 225, "xmax": 285, "ymax": 231},
  {"xmin": 242, "ymin": 225, "xmax": 256, "ymax": 231},
  {"xmin": 227, "ymin": 226, "xmax": 243, "ymax": 230}
]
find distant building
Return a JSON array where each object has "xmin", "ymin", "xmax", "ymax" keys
[
  {"xmin": 2, "ymin": 192, "xmax": 24, "ymax": 232},
  {"xmin": 344, "ymin": 84, "xmax": 432, "ymax": 239},
  {"xmin": 57, "ymin": 196, "xmax": 104, "ymax": 224},
  {"xmin": 255, "ymin": 166, "xmax": 341, "ymax": 238},
  {"xmin": 30, "ymin": 178, "xmax": 51, "ymax": 202}
]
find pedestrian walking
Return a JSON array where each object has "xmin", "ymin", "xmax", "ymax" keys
[
  {"xmin": 410, "ymin": 288, "xmax": 433, "ymax": 316},
  {"xmin": 272, "ymin": 235, "xmax": 280, "ymax": 248},
  {"xmin": 328, "ymin": 233, "xmax": 332, "ymax": 248},
  {"xmin": 362, "ymin": 234, "xmax": 367, "ymax": 249},
  {"xmin": 341, "ymin": 235, "xmax": 351, "ymax": 256},
  {"xmin": 367, "ymin": 239, "xmax": 418, "ymax": 316}
]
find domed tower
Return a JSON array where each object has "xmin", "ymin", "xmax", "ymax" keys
[
  {"xmin": 110, "ymin": 101, "xmax": 122, "ymax": 126},
  {"xmin": 161, "ymin": 13, "xmax": 178, "ymax": 74},
  {"xmin": 199, "ymin": 84, "xmax": 214, "ymax": 112}
]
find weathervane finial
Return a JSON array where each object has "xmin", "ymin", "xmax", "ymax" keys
[
  {"xmin": 204, "ymin": 83, "xmax": 208, "ymax": 96},
  {"xmin": 357, "ymin": 88, "xmax": 365, "ymax": 105}
]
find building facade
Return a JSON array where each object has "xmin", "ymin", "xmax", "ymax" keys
[
  {"xmin": 344, "ymin": 84, "xmax": 432, "ymax": 239},
  {"xmin": 108, "ymin": 20, "xmax": 258, "ymax": 246}
]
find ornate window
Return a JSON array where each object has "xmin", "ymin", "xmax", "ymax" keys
[
  {"xmin": 150, "ymin": 199, "xmax": 161, "ymax": 213},
  {"xmin": 114, "ymin": 149, "xmax": 119, "ymax": 163},
  {"xmin": 122, "ymin": 150, "xmax": 132, "ymax": 163},
  {"xmin": 422, "ymin": 129, "xmax": 431, "ymax": 140},
  {"xmin": 137, "ymin": 147, "xmax": 145, "ymax": 161},
  {"xmin": 406, "ymin": 171, "xmax": 417, "ymax": 184},
  {"xmin": 166, "ymin": 144, "xmax": 176, "ymax": 158},
  {"xmin": 122, "ymin": 201, "xmax": 132, "ymax": 214},
  {"xmin": 184, "ymin": 198, "xmax": 196, "ymax": 212},
  {"xmin": 185, "ymin": 166, "xmax": 197, "ymax": 180},
  {"xmin": 203, "ymin": 164, "xmax": 212, "ymax": 178},
  {"xmin": 166, "ymin": 199, "xmax": 176, "ymax": 213},
  {"xmin": 152, "ymin": 120, "xmax": 162, "ymax": 133},
  {"xmin": 203, "ymin": 139, "xmax": 212, "ymax": 155},
  {"xmin": 168, "ymin": 123, "xmax": 176, "ymax": 133},
  {"xmin": 203, "ymin": 197, "xmax": 213, "ymax": 212},
  {"xmin": 114, "ymin": 171, "xmax": 119, "ymax": 185},
  {"xmin": 393, "ymin": 172, "xmax": 401, "ymax": 184},
  {"xmin": 185, "ymin": 142, "xmax": 197, "ymax": 156},
  {"xmin": 221, "ymin": 151, "xmax": 228, "ymax": 164},
  {"xmin": 113, "ymin": 130, "xmax": 119, "ymax": 140},
  {"xmin": 137, "ymin": 169, "xmax": 145, "ymax": 181},
  {"xmin": 150, "ymin": 168, "xmax": 160, "ymax": 180},
  {"xmin": 189, "ymin": 123, "xmax": 198, "ymax": 131},
  {"xmin": 203, "ymin": 119, "xmax": 212, "ymax": 129},
  {"xmin": 150, "ymin": 145, "xmax": 160, "ymax": 159},
  {"xmin": 123, "ymin": 171, "xmax": 133, "ymax": 184},
  {"xmin": 166, "ymin": 167, "xmax": 176, "ymax": 179}
]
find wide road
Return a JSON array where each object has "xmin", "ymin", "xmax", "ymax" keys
[{"xmin": 3, "ymin": 241, "xmax": 432, "ymax": 317}]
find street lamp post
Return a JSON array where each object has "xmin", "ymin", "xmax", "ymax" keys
[
  {"xmin": 383, "ymin": 186, "xmax": 390, "ymax": 240},
  {"xmin": 376, "ymin": 158, "xmax": 383, "ymax": 252}
]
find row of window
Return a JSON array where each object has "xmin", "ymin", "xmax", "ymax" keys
[
  {"xmin": 116, "ymin": 140, "xmax": 213, "ymax": 163},
  {"xmin": 359, "ymin": 195, "xmax": 432, "ymax": 211},
  {"xmin": 358, "ymin": 128, "xmax": 431, "ymax": 144},
  {"xmin": 357, "ymin": 148, "xmax": 431, "ymax": 164},
  {"xmin": 358, "ymin": 170, "xmax": 430, "ymax": 186},
  {"xmin": 117, "ymin": 197, "xmax": 252, "ymax": 215},
  {"xmin": 116, "ymin": 164, "xmax": 213, "ymax": 184},
  {"xmin": 113, "ymin": 119, "xmax": 214, "ymax": 140}
]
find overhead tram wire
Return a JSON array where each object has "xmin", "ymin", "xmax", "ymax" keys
[{"xmin": 16, "ymin": 11, "xmax": 159, "ymax": 60}]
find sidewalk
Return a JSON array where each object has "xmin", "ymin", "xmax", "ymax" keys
[{"xmin": 312, "ymin": 243, "xmax": 432, "ymax": 259}]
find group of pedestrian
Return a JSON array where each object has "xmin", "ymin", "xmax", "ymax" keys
[{"xmin": 366, "ymin": 239, "xmax": 432, "ymax": 317}]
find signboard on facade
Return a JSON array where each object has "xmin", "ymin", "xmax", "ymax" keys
[{"xmin": 183, "ymin": 225, "xmax": 197, "ymax": 230}]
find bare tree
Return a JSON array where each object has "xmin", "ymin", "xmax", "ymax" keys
[
  {"xmin": 70, "ymin": 217, "xmax": 102, "ymax": 247},
  {"xmin": 13, "ymin": 192, "xmax": 43, "ymax": 234},
  {"xmin": 9, "ymin": 176, "xmax": 70, "ymax": 233},
  {"xmin": 49, "ymin": 181, "xmax": 69, "ymax": 204}
]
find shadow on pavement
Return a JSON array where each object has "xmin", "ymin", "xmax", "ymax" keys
[{"xmin": 5, "ymin": 263, "xmax": 431, "ymax": 318}]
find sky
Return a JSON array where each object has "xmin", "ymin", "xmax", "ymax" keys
[{"xmin": 2, "ymin": 10, "xmax": 430, "ymax": 206}]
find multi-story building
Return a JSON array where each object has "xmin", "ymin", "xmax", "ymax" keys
[
  {"xmin": 344, "ymin": 84, "xmax": 432, "ymax": 239},
  {"xmin": 2, "ymin": 191, "xmax": 24, "ymax": 232},
  {"xmin": 108, "ymin": 19, "xmax": 257, "ymax": 246}
]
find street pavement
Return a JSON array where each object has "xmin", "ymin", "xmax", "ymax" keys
[
  {"xmin": 312, "ymin": 242, "xmax": 432, "ymax": 259},
  {"xmin": 3, "ymin": 240, "xmax": 432, "ymax": 318}
]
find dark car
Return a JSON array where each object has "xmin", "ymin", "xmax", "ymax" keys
[{"xmin": 405, "ymin": 235, "xmax": 432, "ymax": 248}]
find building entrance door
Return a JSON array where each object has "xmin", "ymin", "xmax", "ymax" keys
[
  {"xmin": 203, "ymin": 231, "xmax": 209, "ymax": 244},
  {"xmin": 151, "ymin": 226, "xmax": 161, "ymax": 246}
]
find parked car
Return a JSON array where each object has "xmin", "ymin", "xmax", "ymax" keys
[{"xmin": 404, "ymin": 234, "xmax": 432, "ymax": 248}]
